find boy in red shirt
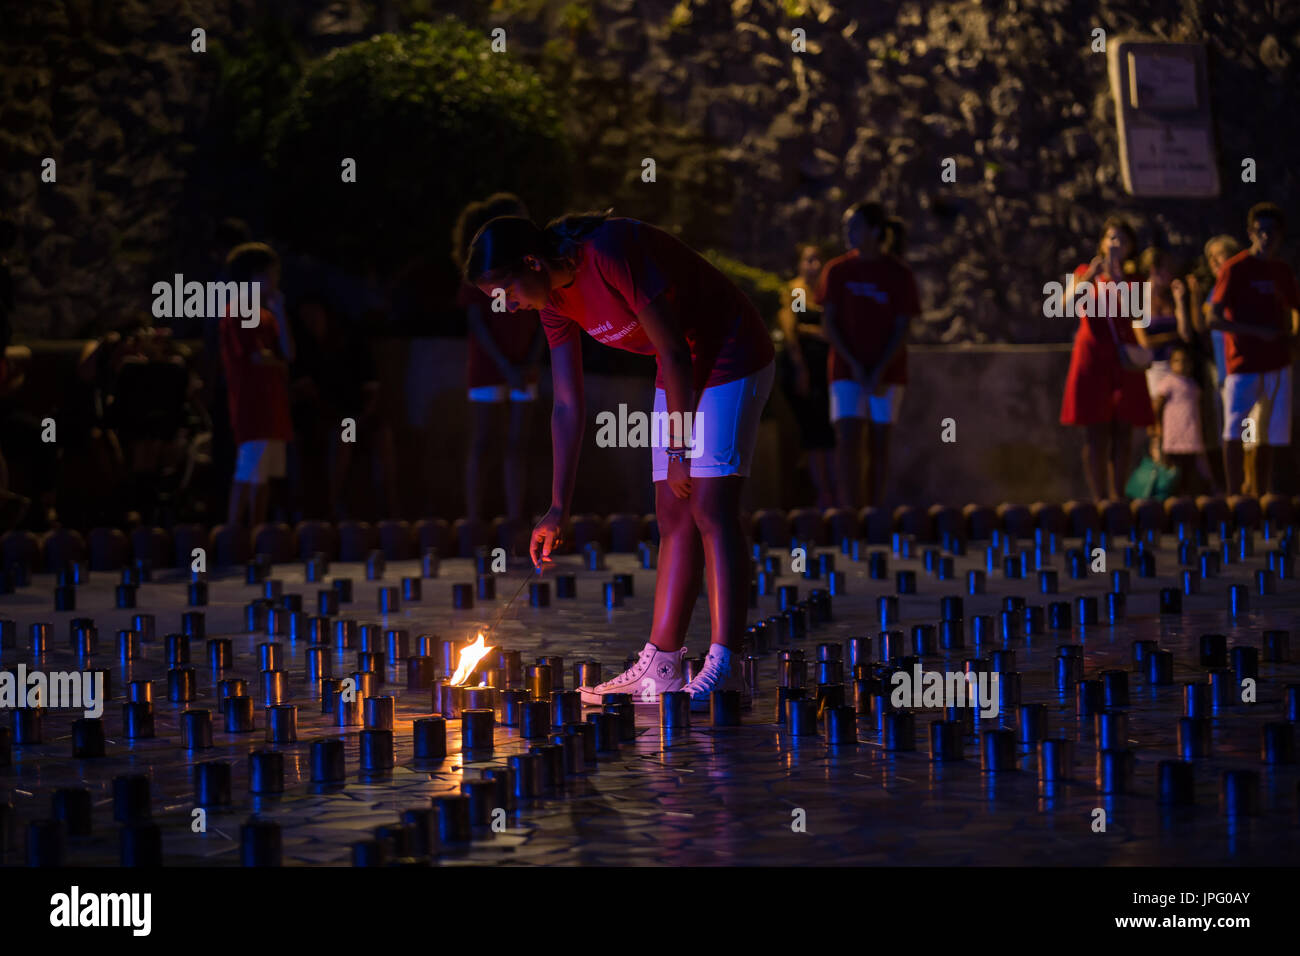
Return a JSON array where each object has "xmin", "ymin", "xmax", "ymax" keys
[
  {"xmin": 816, "ymin": 201, "xmax": 919, "ymax": 509},
  {"xmin": 1209, "ymin": 202, "xmax": 1300, "ymax": 495},
  {"xmin": 219, "ymin": 243, "xmax": 294, "ymax": 527}
]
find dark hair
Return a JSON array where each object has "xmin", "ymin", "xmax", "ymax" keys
[
  {"xmin": 225, "ymin": 242, "xmax": 279, "ymax": 283},
  {"xmin": 464, "ymin": 208, "xmax": 612, "ymax": 284},
  {"xmin": 1097, "ymin": 216, "xmax": 1138, "ymax": 260},
  {"xmin": 1167, "ymin": 340, "xmax": 1192, "ymax": 362},
  {"xmin": 844, "ymin": 202, "xmax": 904, "ymax": 253},
  {"xmin": 1248, "ymin": 202, "xmax": 1286, "ymax": 232},
  {"xmin": 451, "ymin": 193, "xmax": 530, "ymax": 269}
]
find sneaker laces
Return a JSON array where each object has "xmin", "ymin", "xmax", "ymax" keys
[
  {"xmin": 601, "ymin": 645, "xmax": 654, "ymax": 687},
  {"xmin": 686, "ymin": 654, "xmax": 730, "ymax": 694}
]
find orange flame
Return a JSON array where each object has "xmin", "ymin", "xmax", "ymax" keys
[{"xmin": 449, "ymin": 633, "xmax": 495, "ymax": 686}]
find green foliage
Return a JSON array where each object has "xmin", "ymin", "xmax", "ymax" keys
[
  {"xmin": 264, "ymin": 18, "xmax": 570, "ymax": 270},
  {"xmin": 210, "ymin": 16, "xmax": 304, "ymax": 153},
  {"xmin": 703, "ymin": 250, "xmax": 787, "ymax": 324}
]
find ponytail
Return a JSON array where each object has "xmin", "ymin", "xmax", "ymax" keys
[
  {"xmin": 543, "ymin": 208, "xmax": 614, "ymax": 264},
  {"xmin": 465, "ymin": 208, "xmax": 613, "ymax": 285}
]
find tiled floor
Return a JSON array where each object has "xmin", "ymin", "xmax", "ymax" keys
[{"xmin": 2, "ymin": 531, "xmax": 1298, "ymax": 866}]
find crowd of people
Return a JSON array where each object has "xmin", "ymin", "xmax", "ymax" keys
[
  {"xmin": 1059, "ymin": 202, "xmax": 1299, "ymax": 503},
  {"xmin": 0, "ymin": 196, "xmax": 1294, "ymax": 542}
]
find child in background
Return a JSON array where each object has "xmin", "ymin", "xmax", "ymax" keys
[
  {"xmin": 219, "ymin": 242, "xmax": 293, "ymax": 528},
  {"xmin": 1139, "ymin": 247, "xmax": 1187, "ymax": 462},
  {"xmin": 1151, "ymin": 342, "xmax": 1215, "ymax": 494}
]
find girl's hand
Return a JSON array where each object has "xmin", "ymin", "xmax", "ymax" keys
[
  {"xmin": 530, "ymin": 507, "xmax": 566, "ymax": 568},
  {"xmin": 1171, "ymin": 277, "xmax": 1186, "ymax": 305},
  {"xmin": 667, "ymin": 457, "xmax": 692, "ymax": 499}
]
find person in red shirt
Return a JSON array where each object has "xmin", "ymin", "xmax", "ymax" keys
[
  {"xmin": 219, "ymin": 243, "xmax": 294, "ymax": 528},
  {"xmin": 1059, "ymin": 217, "xmax": 1154, "ymax": 500},
  {"xmin": 1209, "ymin": 202, "xmax": 1300, "ymax": 495},
  {"xmin": 816, "ymin": 201, "xmax": 919, "ymax": 509},
  {"xmin": 452, "ymin": 195, "xmax": 545, "ymax": 529},
  {"xmin": 466, "ymin": 212, "xmax": 775, "ymax": 711}
]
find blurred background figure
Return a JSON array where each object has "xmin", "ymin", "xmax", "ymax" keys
[
  {"xmin": 220, "ymin": 242, "xmax": 293, "ymax": 528},
  {"xmin": 1059, "ymin": 216, "xmax": 1153, "ymax": 501},
  {"xmin": 453, "ymin": 192, "xmax": 543, "ymax": 544},
  {"xmin": 0, "ymin": 219, "xmax": 34, "ymax": 531},
  {"xmin": 289, "ymin": 292, "xmax": 394, "ymax": 520},
  {"xmin": 818, "ymin": 201, "xmax": 918, "ymax": 509},
  {"xmin": 1208, "ymin": 202, "xmax": 1300, "ymax": 497},
  {"xmin": 776, "ymin": 242, "xmax": 836, "ymax": 508}
]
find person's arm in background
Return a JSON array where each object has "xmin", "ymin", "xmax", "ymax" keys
[
  {"xmin": 1207, "ymin": 264, "xmax": 1283, "ymax": 339},
  {"xmin": 468, "ymin": 301, "xmax": 524, "ymax": 390},
  {"xmin": 821, "ymin": 301, "xmax": 866, "ymax": 384},
  {"xmin": 777, "ymin": 283, "xmax": 811, "ymax": 395},
  {"xmin": 1150, "ymin": 392, "xmax": 1168, "ymax": 463},
  {"xmin": 531, "ymin": 333, "xmax": 585, "ymax": 567},
  {"xmin": 265, "ymin": 289, "xmax": 293, "ymax": 364},
  {"xmin": 1171, "ymin": 278, "xmax": 1192, "ymax": 342},
  {"xmin": 866, "ymin": 312, "xmax": 911, "ymax": 394},
  {"xmin": 865, "ymin": 265, "xmax": 920, "ymax": 393}
]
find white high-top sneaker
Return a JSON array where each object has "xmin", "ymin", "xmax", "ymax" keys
[
  {"xmin": 682, "ymin": 644, "xmax": 749, "ymax": 712},
  {"xmin": 578, "ymin": 642, "xmax": 688, "ymax": 705}
]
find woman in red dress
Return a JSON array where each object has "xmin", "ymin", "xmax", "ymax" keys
[
  {"xmin": 466, "ymin": 211, "xmax": 775, "ymax": 711},
  {"xmin": 1059, "ymin": 217, "xmax": 1154, "ymax": 500}
]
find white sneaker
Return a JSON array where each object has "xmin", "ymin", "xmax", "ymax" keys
[
  {"xmin": 578, "ymin": 642, "xmax": 688, "ymax": 705},
  {"xmin": 682, "ymin": 645, "xmax": 750, "ymax": 713}
]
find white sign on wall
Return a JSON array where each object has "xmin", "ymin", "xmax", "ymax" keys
[{"xmin": 1108, "ymin": 40, "xmax": 1219, "ymax": 198}]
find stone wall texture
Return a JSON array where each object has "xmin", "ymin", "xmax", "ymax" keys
[{"xmin": 4, "ymin": 1, "xmax": 1299, "ymax": 342}]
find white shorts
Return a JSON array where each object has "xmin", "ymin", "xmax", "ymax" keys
[
  {"xmin": 468, "ymin": 383, "xmax": 537, "ymax": 403},
  {"xmin": 651, "ymin": 361, "xmax": 774, "ymax": 481},
  {"xmin": 1221, "ymin": 367, "xmax": 1291, "ymax": 446},
  {"xmin": 830, "ymin": 380, "xmax": 905, "ymax": 424},
  {"xmin": 234, "ymin": 440, "xmax": 287, "ymax": 483}
]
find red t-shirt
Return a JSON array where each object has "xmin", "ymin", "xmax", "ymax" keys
[
  {"xmin": 1211, "ymin": 251, "xmax": 1300, "ymax": 375},
  {"xmin": 219, "ymin": 307, "xmax": 293, "ymax": 444},
  {"xmin": 815, "ymin": 250, "xmax": 919, "ymax": 384},
  {"xmin": 457, "ymin": 282, "xmax": 541, "ymax": 389},
  {"xmin": 538, "ymin": 218, "xmax": 774, "ymax": 391}
]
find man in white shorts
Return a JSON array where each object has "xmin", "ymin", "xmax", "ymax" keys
[{"xmin": 1208, "ymin": 202, "xmax": 1300, "ymax": 495}]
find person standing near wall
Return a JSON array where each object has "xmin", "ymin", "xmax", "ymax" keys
[
  {"xmin": 816, "ymin": 201, "xmax": 918, "ymax": 510},
  {"xmin": 453, "ymin": 194, "xmax": 544, "ymax": 540},
  {"xmin": 776, "ymin": 242, "xmax": 837, "ymax": 509},
  {"xmin": 1208, "ymin": 203, "xmax": 1300, "ymax": 496},
  {"xmin": 1059, "ymin": 216, "xmax": 1154, "ymax": 501}
]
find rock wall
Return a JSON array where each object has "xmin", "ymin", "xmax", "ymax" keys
[{"xmin": 4, "ymin": 0, "xmax": 1299, "ymax": 344}]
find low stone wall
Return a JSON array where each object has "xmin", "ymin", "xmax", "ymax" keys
[
  {"xmin": 19, "ymin": 337, "xmax": 1300, "ymax": 521},
  {"xmin": 375, "ymin": 339, "xmax": 1091, "ymax": 518}
]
